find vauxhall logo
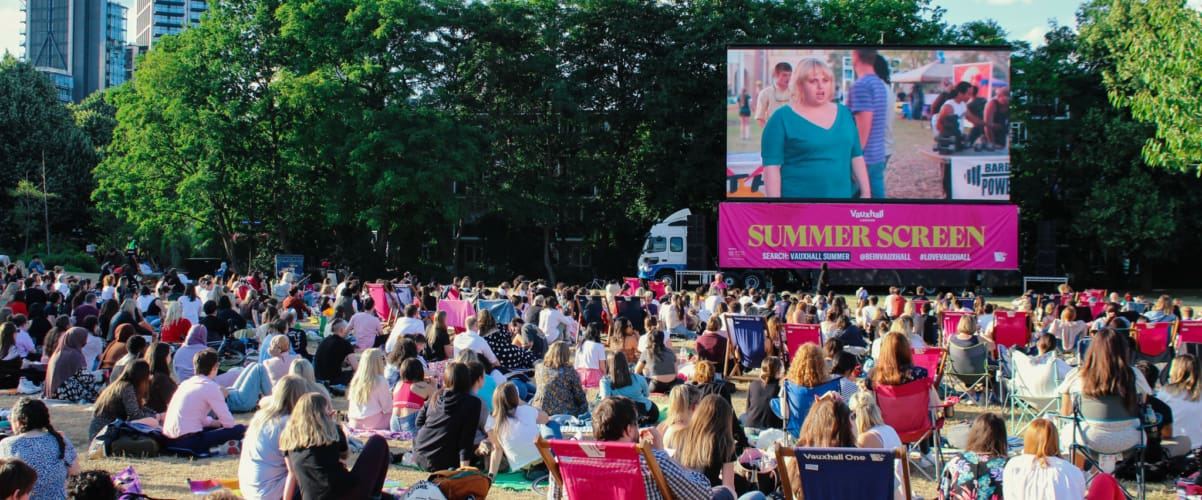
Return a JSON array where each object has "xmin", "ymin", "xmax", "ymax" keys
[
  {"xmin": 964, "ymin": 162, "xmax": 1010, "ymax": 196},
  {"xmin": 849, "ymin": 209, "xmax": 884, "ymax": 219}
]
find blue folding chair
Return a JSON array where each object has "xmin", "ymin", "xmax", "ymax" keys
[
  {"xmin": 724, "ymin": 314, "xmax": 767, "ymax": 378},
  {"xmin": 478, "ymin": 299, "xmax": 516, "ymax": 325},
  {"xmin": 776, "ymin": 446, "xmax": 910, "ymax": 500}
]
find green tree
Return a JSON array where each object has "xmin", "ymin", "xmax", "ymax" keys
[
  {"xmin": 0, "ymin": 55, "xmax": 97, "ymax": 250},
  {"xmin": 7, "ymin": 179, "xmax": 59, "ymax": 253},
  {"xmin": 71, "ymin": 90, "xmax": 118, "ymax": 158},
  {"xmin": 1080, "ymin": 0, "xmax": 1202, "ymax": 173}
]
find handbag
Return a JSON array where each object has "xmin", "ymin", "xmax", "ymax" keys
[{"xmin": 427, "ymin": 466, "xmax": 492, "ymax": 500}]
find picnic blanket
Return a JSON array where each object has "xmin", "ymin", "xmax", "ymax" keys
[{"xmin": 188, "ymin": 479, "xmax": 239, "ymax": 496}]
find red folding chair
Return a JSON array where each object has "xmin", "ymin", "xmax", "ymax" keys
[
  {"xmin": 783, "ymin": 323, "xmax": 821, "ymax": 364},
  {"xmin": 365, "ymin": 283, "xmax": 391, "ymax": 320},
  {"xmin": 1133, "ymin": 322, "xmax": 1173, "ymax": 359},
  {"xmin": 648, "ymin": 281, "xmax": 668, "ymax": 300},
  {"xmin": 941, "ymin": 311, "xmax": 970, "ymax": 346},
  {"xmin": 912, "ymin": 299, "xmax": 930, "ymax": 316},
  {"xmin": 536, "ymin": 437, "xmax": 671, "ymax": 499},
  {"xmin": 911, "ymin": 347, "xmax": 945, "ymax": 386},
  {"xmin": 621, "ymin": 277, "xmax": 641, "ymax": 296},
  {"xmin": 1176, "ymin": 320, "xmax": 1202, "ymax": 349},
  {"xmin": 875, "ymin": 378, "xmax": 950, "ymax": 481},
  {"xmin": 992, "ymin": 311, "xmax": 1030, "ymax": 353}
]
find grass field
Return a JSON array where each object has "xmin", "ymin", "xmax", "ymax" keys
[{"xmin": 0, "ymin": 357, "xmax": 1182, "ymax": 499}]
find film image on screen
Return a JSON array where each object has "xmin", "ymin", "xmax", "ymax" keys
[{"xmin": 727, "ymin": 46, "xmax": 1011, "ymax": 202}]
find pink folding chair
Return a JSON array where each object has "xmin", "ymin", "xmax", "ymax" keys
[
  {"xmin": 876, "ymin": 378, "xmax": 950, "ymax": 481},
  {"xmin": 912, "ymin": 299, "xmax": 930, "ymax": 315},
  {"xmin": 576, "ymin": 368, "xmax": 603, "ymax": 390},
  {"xmin": 648, "ymin": 281, "xmax": 668, "ymax": 300},
  {"xmin": 1176, "ymin": 320, "xmax": 1202, "ymax": 349},
  {"xmin": 992, "ymin": 311, "xmax": 1030, "ymax": 352},
  {"xmin": 941, "ymin": 311, "xmax": 970, "ymax": 346},
  {"xmin": 911, "ymin": 347, "xmax": 945, "ymax": 386},
  {"xmin": 1133, "ymin": 322, "xmax": 1173, "ymax": 358},
  {"xmin": 783, "ymin": 323, "xmax": 821, "ymax": 364},
  {"xmin": 536, "ymin": 438, "xmax": 671, "ymax": 499},
  {"xmin": 364, "ymin": 283, "xmax": 391, "ymax": 321},
  {"xmin": 622, "ymin": 277, "xmax": 641, "ymax": 296}
]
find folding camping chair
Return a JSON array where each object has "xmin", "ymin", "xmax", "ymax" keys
[
  {"xmin": 945, "ymin": 340, "xmax": 994, "ymax": 406},
  {"xmin": 1132, "ymin": 321, "xmax": 1174, "ymax": 371},
  {"xmin": 535, "ymin": 437, "xmax": 671, "ymax": 500},
  {"xmin": 1176, "ymin": 320, "xmax": 1202, "ymax": 358},
  {"xmin": 1060, "ymin": 394, "xmax": 1155, "ymax": 500},
  {"xmin": 577, "ymin": 295, "xmax": 609, "ymax": 331},
  {"xmin": 782, "ymin": 323, "xmax": 821, "ymax": 365},
  {"xmin": 478, "ymin": 299, "xmax": 517, "ymax": 325},
  {"xmin": 436, "ymin": 299, "xmax": 476, "ymax": 330},
  {"xmin": 364, "ymin": 283, "xmax": 393, "ymax": 323},
  {"xmin": 775, "ymin": 377, "xmax": 845, "ymax": 437},
  {"xmin": 776, "ymin": 446, "xmax": 911, "ymax": 500},
  {"xmin": 875, "ymin": 378, "xmax": 950, "ymax": 481},
  {"xmin": 941, "ymin": 311, "xmax": 970, "ymax": 346},
  {"xmin": 724, "ymin": 314, "xmax": 767, "ymax": 379},
  {"xmin": 911, "ymin": 347, "xmax": 945, "ymax": 387},
  {"xmin": 1001, "ymin": 345, "xmax": 1062, "ymax": 434},
  {"xmin": 991, "ymin": 310, "xmax": 1030, "ymax": 353},
  {"xmin": 611, "ymin": 296, "xmax": 645, "ymax": 334}
]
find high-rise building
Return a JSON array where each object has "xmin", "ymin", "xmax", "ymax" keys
[
  {"xmin": 134, "ymin": 0, "xmax": 207, "ymax": 49},
  {"xmin": 21, "ymin": 0, "xmax": 129, "ymax": 103}
]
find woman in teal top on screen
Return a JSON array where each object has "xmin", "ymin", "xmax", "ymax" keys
[{"xmin": 761, "ymin": 57, "xmax": 871, "ymax": 199}]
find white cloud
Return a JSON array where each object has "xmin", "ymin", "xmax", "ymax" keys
[
  {"xmin": 1189, "ymin": 0, "xmax": 1202, "ymax": 11},
  {"xmin": 1020, "ymin": 25, "xmax": 1049, "ymax": 47},
  {"xmin": 0, "ymin": 1, "xmax": 23, "ymax": 58},
  {"xmin": 984, "ymin": 0, "xmax": 1034, "ymax": 5}
]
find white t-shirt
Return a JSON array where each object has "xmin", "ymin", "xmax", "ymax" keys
[
  {"xmin": 539, "ymin": 308, "xmax": 570, "ymax": 344},
  {"xmin": 179, "ymin": 296, "xmax": 203, "ymax": 325},
  {"xmin": 487, "ymin": 404, "xmax": 542, "ymax": 470},
  {"xmin": 386, "ymin": 317, "xmax": 426, "ymax": 353},
  {"xmin": 1158, "ymin": 389, "xmax": 1202, "ymax": 445},
  {"xmin": 1002, "ymin": 455, "xmax": 1085, "ymax": 500},
  {"xmin": 574, "ymin": 341, "xmax": 607, "ymax": 371},
  {"xmin": 452, "ymin": 331, "xmax": 498, "ymax": 364},
  {"xmin": 238, "ymin": 415, "xmax": 290, "ymax": 500},
  {"xmin": 100, "ymin": 286, "xmax": 117, "ymax": 303},
  {"xmin": 660, "ymin": 304, "xmax": 683, "ymax": 330},
  {"xmin": 82, "ymin": 333, "xmax": 103, "ymax": 369},
  {"xmin": 1055, "ymin": 366, "xmax": 1152, "ymax": 398},
  {"xmin": 703, "ymin": 295, "xmax": 721, "ymax": 315},
  {"xmin": 865, "ymin": 424, "xmax": 906, "ymax": 500},
  {"xmin": 136, "ymin": 295, "xmax": 156, "ymax": 314}
]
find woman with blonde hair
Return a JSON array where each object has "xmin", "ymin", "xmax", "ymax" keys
[
  {"xmin": 288, "ymin": 358, "xmax": 330, "ymax": 400},
  {"xmin": 346, "ymin": 348, "xmax": 390, "ymax": 430},
  {"xmin": 262, "ymin": 335, "xmax": 296, "ymax": 386},
  {"xmin": 238, "ymin": 375, "xmax": 307, "ymax": 500},
  {"xmin": 1002, "ymin": 419, "xmax": 1084, "ymax": 498},
  {"xmin": 487, "ymin": 381, "xmax": 550, "ymax": 477},
  {"xmin": 760, "ymin": 56, "xmax": 870, "ymax": 199},
  {"xmin": 531, "ymin": 341, "xmax": 588, "ymax": 418},
  {"xmin": 848, "ymin": 391, "xmax": 907, "ymax": 500},
  {"xmin": 1145, "ymin": 294, "xmax": 1178, "ymax": 323},
  {"xmin": 1158, "ymin": 353, "xmax": 1202, "ymax": 449},
  {"xmin": 659, "ymin": 384, "xmax": 701, "ymax": 452},
  {"xmin": 281, "ymin": 393, "xmax": 390, "ymax": 499},
  {"xmin": 160, "ymin": 301, "xmax": 191, "ymax": 344},
  {"xmin": 779, "ymin": 343, "xmax": 857, "ymax": 435}
]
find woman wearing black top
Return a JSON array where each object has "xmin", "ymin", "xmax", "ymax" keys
[
  {"xmin": 423, "ymin": 311, "xmax": 452, "ymax": 362},
  {"xmin": 745, "ymin": 356, "xmax": 784, "ymax": 429},
  {"xmin": 281, "ymin": 393, "xmax": 389, "ymax": 500},
  {"xmin": 413, "ymin": 362, "xmax": 486, "ymax": 472}
]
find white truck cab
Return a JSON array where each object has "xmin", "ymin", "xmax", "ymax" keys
[{"xmin": 637, "ymin": 208, "xmax": 691, "ymax": 285}]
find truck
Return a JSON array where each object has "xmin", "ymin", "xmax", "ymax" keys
[{"xmin": 636, "ymin": 207, "xmax": 1023, "ymax": 294}]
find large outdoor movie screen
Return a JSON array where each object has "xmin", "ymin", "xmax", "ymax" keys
[{"xmin": 727, "ymin": 46, "xmax": 1012, "ymax": 202}]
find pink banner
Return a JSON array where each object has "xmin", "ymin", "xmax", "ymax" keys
[{"xmin": 718, "ymin": 203, "xmax": 1018, "ymax": 270}]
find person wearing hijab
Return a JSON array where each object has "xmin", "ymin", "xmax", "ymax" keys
[
  {"xmin": 100, "ymin": 324, "xmax": 136, "ymax": 371},
  {"xmin": 174, "ymin": 325, "xmax": 210, "ymax": 382},
  {"xmin": 45, "ymin": 328, "xmax": 104, "ymax": 402}
]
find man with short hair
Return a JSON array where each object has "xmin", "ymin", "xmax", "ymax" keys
[
  {"xmin": 314, "ymin": 318, "xmax": 358, "ymax": 385},
  {"xmin": 386, "ymin": 305, "xmax": 425, "ymax": 353},
  {"xmin": 547, "ymin": 397, "xmax": 715, "ymax": 499},
  {"xmin": 452, "ymin": 317, "xmax": 500, "ymax": 367},
  {"xmin": 73, "ymin": 293, "xmax": 99, "ymax": 321},
  {"xmin": 1091, "ymin": 303, "xmax": 1131, "ymax": 332},
  {"xmin": 200, "ymin": 301, "xmax": 229, "ymax": 340},
  {"xmin": 163, "ymin": 349, "xmax": 247, "ymax": 455},
  {"xmin": 755, "ymin": 62, "xmax": 793, "ymax": 128},
  {"xmin": 849, "ymin": 48, "xmax": 890, "ymax": 198}
]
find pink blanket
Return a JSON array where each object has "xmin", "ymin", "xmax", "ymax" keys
[{"xmin": 437, "ymin": 299, "xmax": 475, "ymax": 329}]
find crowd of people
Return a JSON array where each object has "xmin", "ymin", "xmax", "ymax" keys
[{"xmin": 0, "ymin": 254, "xmax": 1198, "ymax": 499}]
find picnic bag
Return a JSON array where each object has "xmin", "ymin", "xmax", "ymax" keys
[
  {"xmin": 89, "ymin": 420, "xmax": 162, "ymax": 458},
  {"xmin": 401, "ymin": 481, "xmax": 448, "ymax": 500},
  {"xmin": 427, "ymin": 467, "xmax": 492, "ymax": 500}
]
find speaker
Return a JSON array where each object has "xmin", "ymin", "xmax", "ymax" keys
[{"xmin": 687, "ymin": 214, "xmax": 708, "ymax": 270}]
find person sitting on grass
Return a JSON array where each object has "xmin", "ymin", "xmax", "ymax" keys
[
  {"xmin": 1002, "ymin": 419, "xmax": 1085, "ymax": 498},
  {"xmin": 635, "ymin": 330, "xmax": 681, "ymax": 394},
  {"xmin": 68, "ymin": 470, "xmax": 120, "ymax": 500},
  {"xmin": 744, "ymin": 356, "xmax": 784, "ymax": 430},
  {"xmin": 44, "ymin": 327, "xmax": 105, "ymax": 403},
  {"xmin": 88, "ymin": 360, "xmax": 158, "ymax": 440},
  {"xmin": 346, "ymin": 348, "xmax": 391, "ymax": 430},
  {"xmin": 281, "ymin": 393, "xmax": 390, "ymax": 500},
  {"xmin": 313, "ymin": 319, "xmax": 357, "ymax": 388},
  {"xmin": 413, "ymin": 362, "xmax": 487, "ymax": 472},
  {"xmin": 532, "ymin": 341, "xmax": 589, "ymax": 419},
  {"xmin": 1, "ymin": 398, "xmax": 81, "ymax": 500},
  {"xmin": 109, "ymin": 334, "xmax": 148, "ymax": 382},
  {"xmin": 237, "ymin": 375, "xmax": 308, "ymax": 500},
  {"xmin": 391, "ymin": 358, "xmax": 434, "ymax": 436},
  {"xmin": 145, "ymin": 342, "xmax": 178, "ymax": 413},
  {"xmin": 660, "ymin": 384, "xmax": 702, "ymax": 454},
  {"xmin": 674, "ymin": 395, "xmax": 762, "ymax": 499},
  {"xmin": 488, "ymin": 381, "xmax": 552, "ymax": 479},
  {"xmin": 601, "ymin": 351, "xmax": 658, "ymax": 425},
  {"xmin": 162, "ymin": 349, "xmax": 247, "ymax": 456}
]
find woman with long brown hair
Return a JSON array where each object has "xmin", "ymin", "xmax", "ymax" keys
[
  {"xmin": 674, "ymin": 395, "xmax": 754, "ymax": 495},
  {"xmin": 1159, "ymin": 353, "xmax": 1202, "ymax": 449},
  {"xmin": 88, "ymin": 360, "xmax": 157, "ymax": 440},
  {"xmin": 608, "ymin": 317, "xmax": 639, "ymax": 362},
  {"xmin": 1056, "ymin": 328, "xmax": 1149, "ymax": 455},
  {"xmin": 937, "ymin": 413, "xmax": 1009, "ymax": 499}
]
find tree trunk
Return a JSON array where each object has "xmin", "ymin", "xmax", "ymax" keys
[
  {"xmin": 452, "ymin": 218, "xmax": 463, "ymax": 277},
  {"xmin": 542, "ymin": 224, "xmax": 556, "ymax": 284}
]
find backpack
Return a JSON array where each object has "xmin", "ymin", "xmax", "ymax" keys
[
  {"xmin": 427, "ymin": 467, "xmax": 492, "ymax": 500},
  {"xmin": 88, "ymin": 421, "xmax": 162, "ymax": 459}
]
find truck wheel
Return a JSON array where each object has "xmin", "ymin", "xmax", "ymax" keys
[
  {"xmin": 742, "ymin": 273, "xmax": 763, "ymax": 290},
  {"xmin": 654, "ymin": 270, "xmax": 675, "ymax": 289}
]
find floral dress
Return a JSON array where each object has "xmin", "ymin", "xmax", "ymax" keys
[
  {"xmin": 531, "ymin": 365, "xmax": 588, "ymax": 417},
  {"xmin": 55, "ymin": 368, "xmax": 105, "ymax": 403},
  {"xmin": 938, "ymin": 451, "xmax": 1007, "ymax": 500}
]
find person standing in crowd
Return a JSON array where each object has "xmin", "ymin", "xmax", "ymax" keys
[
  {"xmin": 849, "ymin": 48, "xmax": 890, "ymax": 198},
  {"xmin": 755, "ymin": 62, "xmax": 793, "ymax": 128},
  {"xmin": 0, "ymin": 398, "xmax": 81, "ymax": 500},
  {"xmin": 162, "ymin": 350, "xmax": 247, "ymax": 455}
]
